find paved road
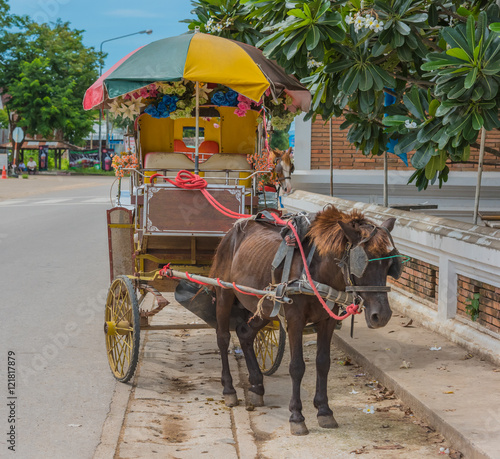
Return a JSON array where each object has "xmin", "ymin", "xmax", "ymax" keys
[{"xmin": 0, "ymin": 177, "xmax": 117, "ymax": 458}]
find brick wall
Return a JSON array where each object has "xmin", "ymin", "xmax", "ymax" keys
[
  {"xmin": 457, "ymin": 275, "xmax": 500, "ymax": 334},
  {"xmin": 311, "ymin": 116, "xmax": 500, "ymax": 171},
  {"xmin": 389, "ymin": 257, "xmax": 439, "ymax": 305}
]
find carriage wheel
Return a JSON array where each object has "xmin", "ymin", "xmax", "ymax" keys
[
  {"xmin": 254, "ymin": 320, "xmax": 286, "ymax": 376},
  {"xmin": 104, "ymin": 276, "xmax": 140, "ymax": 383}
]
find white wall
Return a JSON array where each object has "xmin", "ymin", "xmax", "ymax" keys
[{"xmin": 283, "ymin": 190, "xmax": 500, "ymax": 365}]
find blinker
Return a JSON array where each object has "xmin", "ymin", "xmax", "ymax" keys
[
  {"xmin": 349, "ymin": 246, "xmax": 369, "ymax": 278},
  {"xmin": 388, "ymin": 250, "xmax": 403, "ymax": 279}
]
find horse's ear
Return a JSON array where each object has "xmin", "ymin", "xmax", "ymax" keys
[
  {"xmin": 286, "ymin": 147, "xmax": 292, "ymax": 155},
  {"xmin": 381, "ymin": 217, "xmax": 396, "ymax": 233},
  {"xmin": 338, "ymin": 221, "xmax": 361, "ymax": 245},
  {"xmin": 269, "ymin": 150, "xmax": 277, "ymax": 162}
]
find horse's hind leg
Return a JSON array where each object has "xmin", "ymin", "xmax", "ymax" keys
[
  {"xmin": 287, "ymin": 317, "xmax": 309, "ymax": 435},
  {"xmin": 235, "ymin": 316, "xmax": 267, "ymax": 407},
  {"xmin": 314, "ymin": 318, "xmax": 338, "ymax": 429},
  {"xmin": 216, "ymin": 288, "xmax": 238, "ymax": 407}
]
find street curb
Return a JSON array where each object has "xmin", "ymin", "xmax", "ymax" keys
[
  {"xmin": 93, "ymin": 333, "xmax": 148, "ymax": 459},
  {"xmin": 93, "ymin": 382, "xmax": 132, "ymax": 459},
  {"xmin": 332, "ymin": 333, "xmax": 491, "ymax": 459}
]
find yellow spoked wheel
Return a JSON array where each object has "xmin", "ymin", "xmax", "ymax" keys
[
  {"xmin": 104, "ymin": 276, "xmax": 140, "ymax": 383},
  {"xmin": 254, "ymin": 320, "xmax": 286, "ymax": 376}
]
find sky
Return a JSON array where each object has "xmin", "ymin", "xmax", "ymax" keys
[{"xmin": 9, "ymin": 0, "xmax": 195, "ymax": 72}]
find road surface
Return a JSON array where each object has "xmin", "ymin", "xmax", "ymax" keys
[{"xmin": 0, "ymin": 176, "xmax": 117, "ymax": 458}]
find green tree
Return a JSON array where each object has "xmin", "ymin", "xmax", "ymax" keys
[
  {"xmin": 182, "ymin": 0, "xmax": 262, "ymax": 45},
  {"xmin": 0, "ymin": 15, "xmax": 102, "ymax": 161},
  {"xmin": 0, "ymin": 107, "xmax": 8, "ymax": 129},
  {"xmin": 185, "ymin": 0, "xmax": 500, "ymax": 190},
  {"xmin": 270, "ymin": 129, "xmax": 290, "ymax": 150}
]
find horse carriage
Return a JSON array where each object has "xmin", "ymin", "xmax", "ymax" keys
[
  {"xmin": 83, "ymin": 32, "xmax": 309, "ymax": 383},
  {"xmin": 85, "ymin": 32, "xmax": 404, "ymax": 435}
]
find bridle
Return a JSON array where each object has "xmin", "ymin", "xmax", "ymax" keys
[
  {"xmin": 273, "ymin": 156, "xmax": 294, "ymax": 185},
  {"xmin": 337, "ymin": 225, "xmax": 402, "ymax": 301}
]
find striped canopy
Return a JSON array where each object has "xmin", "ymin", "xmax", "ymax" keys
[{"xmin": 83, "ymin": 33, "xmax": 310, "ymax": 111}]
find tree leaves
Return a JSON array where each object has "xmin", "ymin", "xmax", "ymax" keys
[
  {"xmin": 1, "ymin": 21, "xmax": 100, "ymax": 145},
  {"xmin": 185, "ymin": 0, "xmax": 500, "ymax": 189}
]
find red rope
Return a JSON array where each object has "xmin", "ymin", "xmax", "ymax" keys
[
  {"xmin": 153, "ymin": 170, "xmax": 361, "ymax": 320},
  {"xmin": 273, "ymin": 215, "xmax": 361, "ymax": 321},
  {"xmin": 185, "ymin": 271, "xmax": 211, "ymax": 287},
  {"xmin": 216, "ymin": 278, "xmax": 231, "ymax": 289},
  {"xmin": 232, "ymin": 282, "xmax": 263, "ymax": 298},
  {"xmin": 150, "ymin": 170, "xmax": 251, "ymax": 219}
]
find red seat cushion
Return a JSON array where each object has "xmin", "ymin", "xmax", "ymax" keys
[
  {"xmin": 199, "ymin": 140, "xmax": 219, "ymax": 154},
  {"xmin": 174, "ymin": 139, "xmax": 190, "ymax": 153}
]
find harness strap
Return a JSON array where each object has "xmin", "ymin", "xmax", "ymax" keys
[
  {"xmin": 270, "ymin": 243, "xmax": 295, "ymax": 317},
  {"xmin": 271, "ymin": 239, "xmax": 291, "ymax": 284},
  {"xmin": 301, "ymin": 244, "xmax": 316, "ymax": 278},
  {"xmin": 288, "ymin": 278, "xmax": 356, "ymax": 308}
]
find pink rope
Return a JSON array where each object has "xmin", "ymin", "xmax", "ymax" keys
[{"xmin": 153, "ymin": 171, "xmax": 361, "ymax": 320}]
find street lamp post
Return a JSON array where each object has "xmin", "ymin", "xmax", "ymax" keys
[{"xmin": 98, "ymin": 29, "xmax": 153, "ymax": 165}]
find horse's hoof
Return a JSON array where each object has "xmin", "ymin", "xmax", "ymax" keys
[
  {"xmin": 224, "ymin": 393, "xmax": 239, "ymax": 407},
  {"xmin": 318, "ymin": 415, "xmax": 338, "ymax": 429},
  {"xmin": 290, "ymin": 421, "xmax": 309, "ymax": 436},
  {"xmin": 248, "ymin": 391, "xmax": 264, "ymax": 407}
]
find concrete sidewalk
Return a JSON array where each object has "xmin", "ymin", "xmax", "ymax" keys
[
  {"xmin": 94, "ymin": 294, "xmax": 500, "ymax": 459},
  {"xmin": 334, "ymin": 311, "xmax": 500, "ymax": 459}
]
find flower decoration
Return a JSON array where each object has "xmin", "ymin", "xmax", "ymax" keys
[
  {"xmin": 210, "ymin": 89, "xmax": 239, "ymax": 107},
  {"xmin": 235, "ymin": 94, "xmax": 254, "ymax": 117},
  {"xmin": 112, "ymin": 151, "xmax": 139, "ymax": 178},
  {"xmin": 106, "ymin": 78, "xmax": 301, "ymax": 130},
  {"xmin": 110, "ymin": 96, "xmax": 145, "ymax": 120},
  {"xmin": 247, "ymin": 148, "xmax": 276, "ymax": 190},
  {"xmin": 140, "ymin": 80, "xmax": 211, "ymax": 120}
]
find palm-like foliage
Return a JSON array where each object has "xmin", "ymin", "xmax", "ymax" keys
[{"xmin": 184, "ymin": 0, "xmax": 500, "ymax": 190}]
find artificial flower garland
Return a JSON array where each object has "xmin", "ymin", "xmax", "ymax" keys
[
  {"xmin": 112, "ymin": 151, "xmax": 139, "ymax": 178},
  {"xmin": 108, "ymin": 81, "xmax": 301, "ymax": 129}
]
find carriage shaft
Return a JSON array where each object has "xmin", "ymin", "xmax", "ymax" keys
[{"xmin": 166, "ymin": 269, "xmax": 293, "ymax": 304}]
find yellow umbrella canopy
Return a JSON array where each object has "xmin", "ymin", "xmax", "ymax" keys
[{"xmin": 84, "ymin": 33, "xmax": 310, "ymax": 111}]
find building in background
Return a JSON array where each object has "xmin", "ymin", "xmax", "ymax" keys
[{"xmin": 293, "ymin": 114, "xmax": 500, "ymax": 223}]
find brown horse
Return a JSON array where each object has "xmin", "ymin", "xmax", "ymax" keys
[
  {"xmin": 269, "ymin": 147, "xmax": 294, "ymax": 194},
  {"xmin": 210, "ymin": 205, "xmax": 400, "ymax": 435}
]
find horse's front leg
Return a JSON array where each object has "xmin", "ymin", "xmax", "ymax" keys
[
  {"xmin": 314, "ymin": 318, "xmax": 338, "ymax": 429},
  {"xmin": 235, "ymin": 315, "xmax": 267, "ymax": 407},
  {"xmin": 287, "ymin": 317, "xmax": 308, "ymax": 435},
  {"xmin": 216, "ymin": 288, "xmax": 238, "ymax": 407}
]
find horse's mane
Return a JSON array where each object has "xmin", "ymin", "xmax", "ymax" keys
[{"xmin": 307, "ymin": 205, "xmax": 392, "ymax": 258}]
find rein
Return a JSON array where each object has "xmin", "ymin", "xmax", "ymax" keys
[{"xmin": 152, "ymin": 170, "xmax": 362, "ymax": 322}]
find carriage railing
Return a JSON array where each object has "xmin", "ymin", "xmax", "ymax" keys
[{"xmin": 122, "ymin": 167, "xmax": 273, "ymax": 213}]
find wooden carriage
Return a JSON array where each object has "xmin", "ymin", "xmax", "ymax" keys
[
  {"xmin": 84, "ymin": 32, "xmax": 310, "ymax": 383},
  {"xmin": 105, "ymin": 105, "xmax": 287, "ymax": 382}
]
